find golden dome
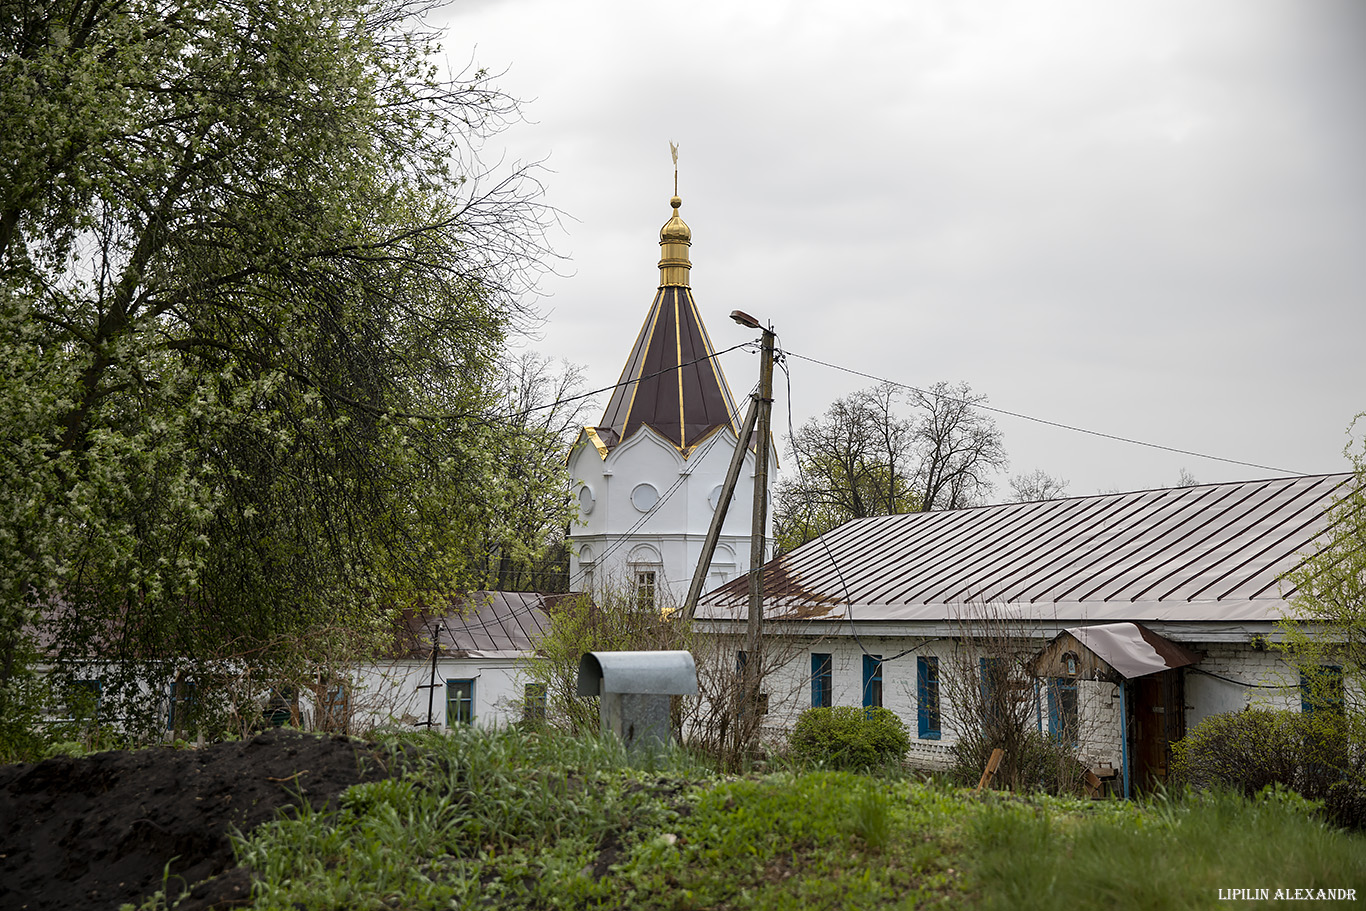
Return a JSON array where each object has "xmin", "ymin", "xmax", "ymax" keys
[
  {"xmin": 658, "ymin": 194, "xmax": 692, "ymax": 286},
  {"xmin": 660, "ymin": 195, "xmax": 691, "ymax": 243}
]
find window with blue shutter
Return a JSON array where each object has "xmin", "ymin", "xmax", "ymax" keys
[
  {"xmin": 863, "ymin": 654, "xmax": 883, "ymax": 709},
  {"xmin": 446, "ymin": 678, "xmax": 475, "ymax": 726},
  {"xmin": 1046, "ymin": 678, "xmax": 1078, "ymax": 744},
  {"xmin": 917, "ymin": 656, "xmax": 940, "ymax": 739},
  {"xmin": 811, "ymin": 653, "xmax": 832, "ymax": 708},
  {"xmin": 1301, "ymin": 666, "xmax": 1343, "ymax": 716}
]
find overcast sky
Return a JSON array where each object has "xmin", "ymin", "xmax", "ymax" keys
[{"xmin": 435, "ymin": 0, "xmax": 1365, "ymax": 499}]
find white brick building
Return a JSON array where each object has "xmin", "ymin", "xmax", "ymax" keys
[{"xmin": 695, "ymin": 473, "xmax": 1351, "ymax": 794}]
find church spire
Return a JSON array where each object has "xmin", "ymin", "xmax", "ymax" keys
[
  {"xmin": 590, "ymin": 163, "xmax": 740, "ymax": 457},
  {"xmin": 658, "ymin": 143, "xmax": 691, "ymax": 287}
]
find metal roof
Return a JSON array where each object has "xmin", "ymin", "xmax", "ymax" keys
[
  {"xmin": 696, "ymin": 473, "xmax": 1352, "ymax": 624},
  {"xmin": 394, "ymin": 591, "xmax": 565, "ymax": 660},
  {"xmin": 592, "ymin": 285, "xmax": 741, "ymax": 456},
  {"xmin": 1061, "ymin": 623, "xmax": 1202, "ymax": 679}
]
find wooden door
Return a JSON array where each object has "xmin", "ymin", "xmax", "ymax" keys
[{"xmin": 1133, "ymin": 670, "xmax": 1185, "ymax": 791}]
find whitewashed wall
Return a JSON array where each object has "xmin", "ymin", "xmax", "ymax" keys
[
  {"xmin": 348, "ymin": 658, "xmax": 534, "ymax": 730},
  {"xmin": 568, "ymin": 424, "xmax": 772, "ymax": 605},
  {"xmin": 715, "ymin": 631, "xmax": 1307, "ymax": 773},
  {"xmin": 1184, "ymin": 643, "xmax": 1302, "ymax": 728}
]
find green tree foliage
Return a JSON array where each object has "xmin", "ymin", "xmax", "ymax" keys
[
  {"xmin": 773, "ymin": 380, "xmax": 1006, "ymax": 553},
  {"xmin": 1277, "ymin": 416, "xmax": 1365, "ymax": 723},
  {"xmin": 518, "ymin": 589, "xmax": 687, "ymax": 735},
  {"xmin": 0, "ymin": 0, "xmax": 559, "ymax": 742},
  {"xmin": 482, "ymin": 352, "xmax": 595, "ymax": 593}
]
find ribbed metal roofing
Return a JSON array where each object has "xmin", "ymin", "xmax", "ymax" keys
[
  {"xmin": 395, "ymin": 591, "xmax": 562, "ymax": 659},
  {"xmin": 696, "ymin": 473, "xmax": 1352, "ymax": 624}
]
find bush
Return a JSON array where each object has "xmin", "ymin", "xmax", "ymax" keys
[
  {"xmin": 1173, "ymin": 708, "xmax": 1366, "ymax": 829},
  {"xmin": 789, "ymin": 706, "xmax": 910, "ymax": 771},
  {"xmin": 949, "ymin": 730, "xmax": 1088, "ymax": 795}
]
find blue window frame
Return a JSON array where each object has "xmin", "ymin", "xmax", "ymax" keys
[
  {"xmin": 980, "ymin": 657, "xmax": 1007, "ymax": 728},
  {"xmin": 862, "ymin": 654, "xmax": 883, "ymax": 708},
  {"xmin": 446, "ymin": 678, "xmax": 475, "ymax": 726},
  {"xmin": 1047, "ymin": 678, "xmax": 1078, "ymax": 744},
  {"xmin": 523, "ymin": 683, "xmax": 547, "ymax": 723},
  {"xmin": 917, "ymin": 657, "xmax": 940, "ymax": 739},
  {"xmin": 811, "ymin": 653, "xmax": 833, "ymax": 707},
  {"xmin": 1301, "ymin": 666, "xmax": 1343, "ymax": 716}
]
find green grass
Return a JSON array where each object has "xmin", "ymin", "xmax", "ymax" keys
[{"xmin": 184, "ymin": 728, "xmax": 1366, "ymax": 910}]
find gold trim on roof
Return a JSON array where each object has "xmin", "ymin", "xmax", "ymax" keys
[
  {"xmin": 675, "ymin": 293, "xmax": 685, "ymax": 447},
  {"xmin": 585, "ymin": 426, "xmax": 609, "ymax": 459},
  {"xmin": 620, "ymin": 299, "xmax": 659, "ymax": 435}
]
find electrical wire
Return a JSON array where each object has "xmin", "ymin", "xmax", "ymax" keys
[
  {"xmin": 773, "ymin": 339, "xmax": 934, "ymax": 665},
  {"xmin": 1187, "ymin": 666, "xmax": 1298, "ymax": 690},
  {"xmin": 782, "ymin": 349, "xmax": 1306, "ymax": 476},
  {"xmin": 563, "ymin": 404, "xmax": 748, "ymax": 592}
]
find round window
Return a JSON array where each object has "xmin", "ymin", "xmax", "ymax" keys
[
  {"xmin": 577, "ymin": 485, "xmax": 595, "ymax": 516},
  {"xmin": 630, "ymin": 482, "xmax": 660, "ymax": 512},
  {"xmin": 709, "ymin": 485, "xmax": 728, "ymax": 511}
]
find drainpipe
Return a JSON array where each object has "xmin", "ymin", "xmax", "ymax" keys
[{"xmin": 1118, "ymin": 681, "xmax": 1131, "ymax": 800}]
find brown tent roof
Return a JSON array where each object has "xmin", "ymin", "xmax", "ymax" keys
[{"xmin": 592, "ymin": 285, "xmax": 741, "ymax": 455}]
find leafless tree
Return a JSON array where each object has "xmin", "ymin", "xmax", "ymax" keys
[
  {"xmin": 943, "ymin": 601, "xmax": 1089, "ymax": 794},
  {"xmin": 1008, "ymin": 468, "xmax": 1070, "ymax": 503},
  {"xmin": 776, "ymin": 380, "xmax": 1007, "ymax": 551},
  {"xmin": 909, "ymin": 381, "xmax": 1008, "ymax": 511}
]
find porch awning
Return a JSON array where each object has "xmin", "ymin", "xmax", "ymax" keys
[{"xmin": 1033, "ymin": 622, "xmax": 1201, "ymax": 681}]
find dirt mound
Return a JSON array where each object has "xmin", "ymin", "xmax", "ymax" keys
[{"xmin": 0, "ymin": 729, "xmax": 394, "ymax": 911}]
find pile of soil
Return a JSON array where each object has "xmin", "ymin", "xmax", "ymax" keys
[{"xmin": 0, "ymin": 729, "xmax": 395, "ymax": 911}]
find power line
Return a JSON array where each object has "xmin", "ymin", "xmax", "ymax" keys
[
  {"xmin": 782, "ymin": 349, "xmax": 1305, "ymax": 476},
  {"xmin": 775, "ymin": 343, "xmax": 930, "ymax": 663},
  {"xmin": 484, "ymin": 341, "xmax": 755, "ymax": 428}
]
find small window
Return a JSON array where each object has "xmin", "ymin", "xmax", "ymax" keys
[
  {"xmin": 862, "ymin": 654, "xmax": 883, "ymax": 709},
  {"xmin": 811, "ymin": 653, "xmax": 832, "ymax": 708},
  {"xmin": 1047, "ymin": 678, "xmax": 1078, "ymax": 744},
  {"xmin": 56, "ymin": 679, "xmax": 102, "ymax": 723},
  {"xmin": 446, "ymin": 678, "xmax": 475, "ymax": 726},
  {"xmin": 980, "ymin": 657, "xmax": 1008, "ymax": 729},
  {"xmin": 523, "ymin": 683, "xmax": 547, "ymax": 723},
  {"xmin": 917, "ymin": 657, "xmax": 940, "ymax": 739},
  {"xmin": 317, "ymin": 680, "xmax": 351, "ymax": 733},
  {"xmin": 1301, "ymin": 666, "xmax": 1343, "ymax": 716},
  {"xmin": 168, "ymin": 678, "xmax": 198, "ymax": 735},
  {"xmin": 635, "ymin": 570, "xmax": 656, "ymax": 610},
  {"xmin": 265, "ymin": 687, "xmax": 297, "ymax": 728}
]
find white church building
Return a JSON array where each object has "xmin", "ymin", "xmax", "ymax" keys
[{"xmin": 566, "ymin": 191, "xmax": 773, "ymax": 607}]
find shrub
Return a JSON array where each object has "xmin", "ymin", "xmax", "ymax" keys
[
  {"xmin": 949, "ymin": 729, "xmax": 1088, "ymax": 795},
  {"xmin": 789, "ymin": 706, "xmax": 910, "ymax": 770},
  {"xmin": 1173, "ymin": 708, "xmax": 1366, "ymax": 829}
]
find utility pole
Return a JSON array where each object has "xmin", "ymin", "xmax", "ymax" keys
[
  {"xmin": 683, "ymin": 392, "xmax": 760, "ymax": 621},
  {"xmin": 731, "ymin": 311, "xmax": 776, "ymax": 742}
]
